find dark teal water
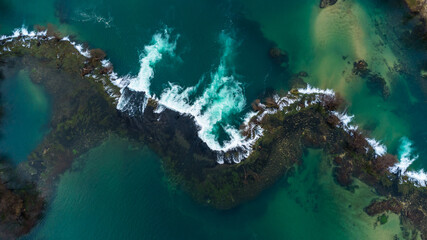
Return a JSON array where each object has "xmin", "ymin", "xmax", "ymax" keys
[{"xmin": 1, "ymin": 0, "xmax": 426, "ymax": 238}]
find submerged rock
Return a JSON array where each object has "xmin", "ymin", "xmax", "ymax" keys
[
  {"xmin": 320, "ymin": 0, "xmax": 338, "ymax": 8},
  {"xmin": 269, "ymin": 47, "xmax": 289, "ymax": 68},
  {"xmin": 298, "ymin": 71, "xmax": 309, "ymax": 78},
  {"xmin": 352, "ymin": 60, "xmax": 390, "ymax": 99},
  {"xmin": 367, "ymin": 73, "xmax": 390, "ymax": 99},
  {"xmin": 353, "ymin": 60, "xmax": 369, "ymax": 76}
]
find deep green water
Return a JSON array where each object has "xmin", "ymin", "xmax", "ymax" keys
[{"xmin": 0, "ymin": 0, "xmax": 426, "ymax": 238}]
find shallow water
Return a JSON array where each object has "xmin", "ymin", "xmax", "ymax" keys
[
  {"xmin": 23, "ymin": 138, "xmax": 411, "ymax": 240},
  {"xmin": 0, "ymin": 69, "xmax": 51, "ymax": 164}
]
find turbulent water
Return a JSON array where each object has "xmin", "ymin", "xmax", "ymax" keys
[
  {"xmin": 116, "ymin": 29, "xmax": 251, "ymax": 157},
  {"xmin": 0, "ymin": 0, "xmax": 427, "ymax": 239}
]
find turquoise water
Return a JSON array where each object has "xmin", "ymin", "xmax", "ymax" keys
[
  {"xmin": 1, "ymin": 0, "xmax": 426, "ymax": 238},
  {"xmin": 23, "ymin": 138, "xmax": 406, "ymax": 240},
  {"xmin": 0, "ymin": 69, "xmax": 51, "ymax": 164}
]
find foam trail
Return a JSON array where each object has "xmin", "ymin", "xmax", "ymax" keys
[
  {"xmin": 127, "ymin": 29, "xmax": 177, "ymax": 95},
  {"xmin": 158, "ymin": 31, "xmax": 248, "ymax": 157},
  {"xmin": 5, "ymin": 26, "xmax": 422, "ymax": 175},
  {"xmin": 366, "ymin": 138, "xmax": 387, "ymax": 157},
  {"xmin": 390, "ymin": 137, "xmax": 427, "ymax": 187}
]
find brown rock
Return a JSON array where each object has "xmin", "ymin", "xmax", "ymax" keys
[
  {"xmin": 353, "ymin": 60, "xmax": 369, "ymax": 76},
  {"xmin": 365, "ymin": 198, "xmax": 403, "ymax": 216}
]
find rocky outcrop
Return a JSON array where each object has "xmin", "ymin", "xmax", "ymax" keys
[
  {"xmin": 404, "ymin": 0, "xmax": 427, "ymax": 23},
  {"xmin": 365, "ymin": 198, "xmax": 403, "ymax": 216}
]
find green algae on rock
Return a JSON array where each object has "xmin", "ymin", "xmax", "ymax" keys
[{"xmin": 0, "ymin": 161, "xmax": 44, "ymax": 240}]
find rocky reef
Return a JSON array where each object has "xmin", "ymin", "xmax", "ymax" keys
[
  {"xmin": 1, "ymin": 26, "xmax": 427, "ymax": 239},
  {"xmin": 0, "ymin": 159, "xmax": 44, "ymax": 240}
]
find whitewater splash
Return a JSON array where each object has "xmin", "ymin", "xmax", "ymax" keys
[
  {"xmin": 158, "ymin": 32, "xmax": 247, "ymax": 155},
  {"xmin": 390, "ymin": 137, "xmax": 427, "ymax": 187},
  {"xmin": 3, "ymin": 26, "xmax": 426, "ymax": 183},
  {"xmin": 0, "ymin": 27, "xmax": 47, "ymax": 47},
  {"xmin": 114, "ymin": 28, "xmax": 177, "ymax": 114},
  {"xmin": 114, "ymin": 30, "xmax": 253, "ymax": 163},
  {"xmin": 0, "ymin": 26, "xmax": 95, "ymax": 59},
  {"xmin": 126, "ymin": 29, "xmax": 177, "ymax": 95}
]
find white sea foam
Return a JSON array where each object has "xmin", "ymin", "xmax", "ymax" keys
[
  {"xmin": 0, "ymin": 26, "xmax": 96, "ymax": 61},
  {"xmin": 126, "ymin": 29, "xmax": 177, "ymax": 95},
  {"xmin": 110, "ymin": 30, "xmax": 265, "ymax": 163},
  {"xmin": 390, "ymin": 137, "xmax": 427, "ymax": 187},
  {"xmin": 157, "ymin": 31, "xmax": 250, "ymax": 162},
  {"xmin": 76, "ymin": 10, "xmax": 114, "ymax": 28},
  {"xmin": 330, "ymin": 110, "xmax": 386, "ymax": 157},
  {"xmin": 69, "ymin": 42, "xmax": 91, "ymax": 58},
  {"xmin": 61, "ymin": 36, "xmax": 70, "ymax": 41},
  {"xmin": 297, "ymin": 84, "xmax": 335, "ymax": 96},
  {"xmin": 4, "ymin": 26, "xmax": 425, "ymax": 184},
  {"xmin": 366, "ymin": 138, "xmax": 387, "ymax": 157},
  {"xmin": 331, "ymin": 111, "xmax": 353, "ymax": 129}
]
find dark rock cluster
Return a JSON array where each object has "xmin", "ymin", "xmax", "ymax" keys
[
  {"xmin": 320, "ymin": 0, "xmax": 338, "ymax": 8},
  {"xmin": 269, "ymin": 47, "xmax": 289, "ymax": 68},
  {"xmin": 352, "ymin": 60, "xmax": 390, "ymax": 99}
]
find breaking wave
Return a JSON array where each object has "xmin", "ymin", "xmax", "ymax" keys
[
  {"xmin": 158, "ymin": 31, "xmax": 247, "ymax": 154},
  {"xmin": 126, "ymin": 29, "xmax": 177, "ymax": 95},
  {"xmin": 390, "ymin": 137, "xmax": 427, "ymax": 187},
  {"xmin": 3, "ymin": 26, "xmax": 427, "ymax": 184},
  {"xmin": 114, "ymin": 29, "xmax": 253, "ymax": 163}
]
